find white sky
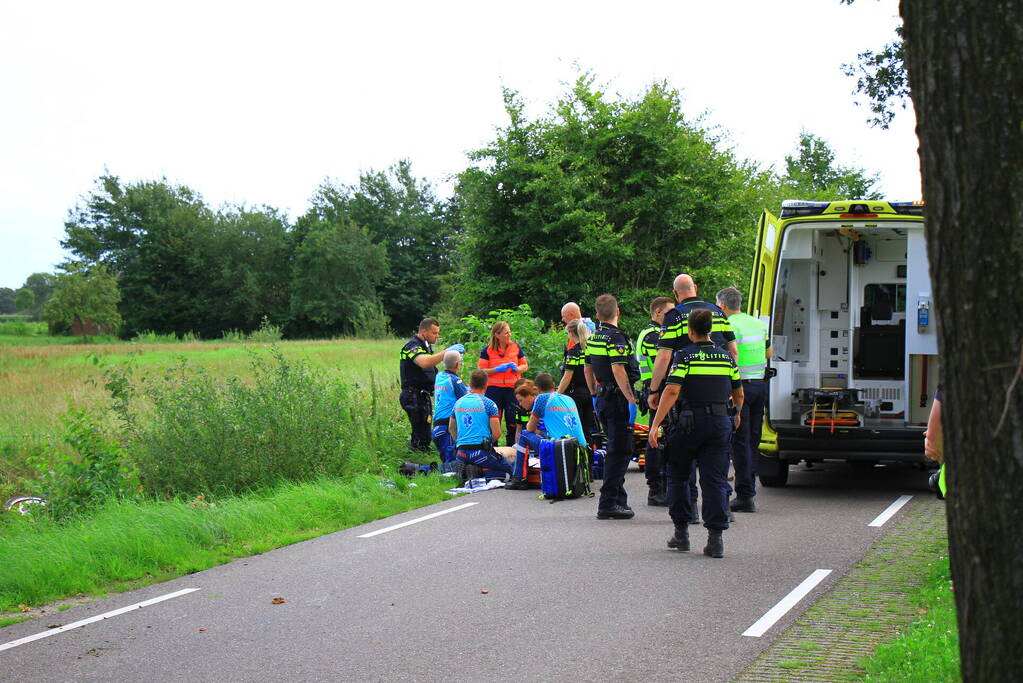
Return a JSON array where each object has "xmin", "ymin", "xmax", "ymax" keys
[{"xmin": 0, "ymin": 0, "xmax": 918, "ymax": 290}]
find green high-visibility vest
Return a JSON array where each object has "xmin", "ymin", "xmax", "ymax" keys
[
  {"xmin": 635, "ymin": 324, "xmax": 660, "ymax": 382},
  {"xmin": 729, "ymin": 312, "xmax": 768, "ymax": 380}
]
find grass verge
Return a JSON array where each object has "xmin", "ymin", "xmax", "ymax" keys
[
  {"xmin": 860, "ymin": 555, "xmax": 959, "ymax": 681},
  {"xmin": 734, "ymin": 497, "xmax": 956, "ymax": 682},
  {"xmin": 0, "ymin": 473, "xmax": 457, "ymax": 614}
]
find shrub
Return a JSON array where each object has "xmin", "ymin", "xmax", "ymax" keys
[
  {"xmin": 247, "ymin": 316, "xmax": 283, "ymax": 343},
  {"xmin": 443, "ymin": 304, "xmax": 566, "ymax": 378},
  {"xmin": 110, "ymin": 348, "xmax": 404, "ymax": 497},
  {"xmin": 28, "ymin": 408, "xmax": 139, "ymax": 520}
]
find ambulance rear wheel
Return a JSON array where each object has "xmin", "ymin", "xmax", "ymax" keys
[{"xmin": 757, "ymin": 454, "xmax": 789, "ymax": 487}]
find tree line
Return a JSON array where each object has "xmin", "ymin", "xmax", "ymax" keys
[{"xmin": 11, "ymin": 77, "xmax": 880, "ymax": 338}]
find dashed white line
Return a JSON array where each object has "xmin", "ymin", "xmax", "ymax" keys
[
  {"xmin": 868, "ymin": 494, "xmax": 913, "ymax": 527},
  {"xmin": 742, "ymin": 569, "xmax": 833, "ymax": 638},
  {"xmin": 357, "ymin": 501, "xmax": 479, "ymax": 538},
  {"xmin": 0, "ymin": 588, "xmax": 200, "ymax": 653}
]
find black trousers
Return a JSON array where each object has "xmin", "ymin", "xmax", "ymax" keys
[
  {"xmin": 664, "ymin": 415, "xmax": 732, "ymax": 531},
  {"xmin": 597, "ymin": 392, "xmax": 633, "ymax": 510},
  {"xmin": 399, "ymin": 388, "xmax": 433, "ymax": 452},
  {"xmin": 567, "ymin": 388, "xmax": 598, "ymax": 447}
]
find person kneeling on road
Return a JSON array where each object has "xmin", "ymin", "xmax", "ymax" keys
[
  {"xmin": 649, "ymin": 309, "xmax": 744, "ymax": 558},
  {"xmin": 506, "ymin": 373, "xmax": 589, "ymax": 490},
  {"xmin": 432, "ymin": 349, "xmax": 467, "ymax": 471},
  {"xmin": 450, "ymin": 369, "xmax": 516, "ymax": 480}
]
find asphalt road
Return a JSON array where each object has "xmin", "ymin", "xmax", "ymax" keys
[{"xmin": 1, "ymin": 461, "xmax": 931, "ymax": 682}]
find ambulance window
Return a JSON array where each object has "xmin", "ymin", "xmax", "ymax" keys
[{"xmin": 863, "ymin": 284, "xmax": 906, "ymax": 316}]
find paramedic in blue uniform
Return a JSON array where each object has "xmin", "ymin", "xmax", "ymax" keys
[
  {"xmin": 450, "ymin": 369, "xmax": 515, "ymax": 477},
  {"xmin": 432, "ymin": 349, "xmax": 467, "ymax": 471},
  {"xmin": 584, "ymin": 294, "xmax": 641, "ymax": 520},
  {"xmin": 647, "ymin": 274, "xmax": 736, "ymax": 521},
  {"xmin": 506, "ymin": 373, "xmax": 589, "ymax": 489},
  {"xmin": 649, "ymin": 309, "xmax": 744, "ymax": 558},
  {"xmin": 399, "ymin": 317, "xmax": 464, "ymax": 452}
]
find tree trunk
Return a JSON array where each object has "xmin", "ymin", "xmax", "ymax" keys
[{"xmin": 901, "ymin": 1, "xmax": 1023, "ymax": 679}]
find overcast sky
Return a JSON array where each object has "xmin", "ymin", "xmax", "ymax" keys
[{"xmin": 0, "ymin": 0, "xmax": 916, "ymax": 290}]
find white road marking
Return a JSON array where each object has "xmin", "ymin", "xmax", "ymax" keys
[
  {"xmin": 0, "ymin": 588, "xmax": 199, "ymax": 653},
  {"xmin": 867, "ymin": 494, "xmax": 913, "ymax": 527},
  {"xmin": 742, "ymin": 569, "xmax": 832, "ymax": 638},
  {"xmin": 357, "ymin": 501, "xmax": 479, "ymax": 538}
]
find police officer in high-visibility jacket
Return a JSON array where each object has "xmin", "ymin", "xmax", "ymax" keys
[
  {"xmin": 584, "ymin": 294, "xmax": 641, "ymax": 520},
  {"xmin": 399, "ymin": 317, "xmax": 464, "ymax": 452},
  {"xmin": 716, "ymin": 287, "xmax": 772, "ymax": 513},
  {"xmin": 649, "ymin": 309, "xmax": 744, "ymax": 558},
  {"xmin": 636, "ymin": 296, "xmax": 676, "ymax": 506}
]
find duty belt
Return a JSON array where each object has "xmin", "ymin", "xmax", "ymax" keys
[
  {"xmin": 690, "ymin": 403, "xmax": 730, "ymax": 417},
  {"xmin": 433, "ymin": 418, "xmax": 450, "ymax": 427}
]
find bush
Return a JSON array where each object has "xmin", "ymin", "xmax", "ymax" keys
[
  {"xmin": 443, "ymin": 304, "xmax": 566, "ymax": 378},
  {"xmin": 28, "ymin": 408, "xmax": 139, "ymax": 520},
  {"xmin": 110, "ymin": 348, "xmax": 404, "ymax": 497},
  {"xmin": 247, "ymin": 316, "xmax": 283, "ymax": 343},
  {"xmin": 350, "ymin": 301, "xmax": 392, "ymax": 339}
]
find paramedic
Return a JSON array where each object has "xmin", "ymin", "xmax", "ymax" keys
[
  {"xmin": 716, "ymin": 286, "xmax": 772, "ymax": 513},
  {"xmin": 507, "ymin": 373, "xmax": 589, "ymax": 489},
  {"xmin": 450, "ymin": 370, "xmax": 515, "ymax": 477},
  {"xmin": 432, "ymin": 349, "xmax": 467, "ymax": 470},
  {"xmin": 478, "ymin": 321, "xmax": 529, "ymax": 446}
]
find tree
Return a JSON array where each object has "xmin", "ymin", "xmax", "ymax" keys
[
  {"xmin": 841, "ymin": 19, "xmax": 908, "ymax": 129},
  {"xmin": 900, "ymin": 1, "xmax": 1023, "ymax": 680},
  {"xmin": 14, "ymin": 288, "xmax": 35, "ymax": 315},
  {"xmin": 62, "ymin": 174, "xmax": 217, "ymax": 337},
  {"xmin": 42, "ymin": 265, "xmax": 122, "ymax": 335},
  {"xmin": 454, "ymin": 77, "xmax": 764, "ymax": 322},
  {"xmin": 289, "ymin": 185, "xmax": 389, "ymax": 336},
  {"xmin": 782, "ymin": 131, "xmax": 882, "ymax": 200},
  {"xmin": 15, "ymin": 272, "xmax": 56, "ymax": 320},
  {"xmin": 345, "ymin": 161, "xmax": 456, "ymax": 336},
  {"xmin": 0, "ymin": 287, "xmax": 15, "ymax": 315}
]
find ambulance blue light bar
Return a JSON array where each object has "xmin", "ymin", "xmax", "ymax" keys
[
  {"xmin": 889, "ymin": 201, "xmax": 925, "ymax": 216},
  {"xmin": 780, "ymin": 200, "xmax": 829, "ymax": 218}
]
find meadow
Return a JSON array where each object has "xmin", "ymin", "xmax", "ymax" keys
[{"xmin": 0, "ymin": 334, "xmax": 400, "ymax": 500}]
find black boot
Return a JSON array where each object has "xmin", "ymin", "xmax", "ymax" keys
[
  {"xmin": 730, "ymin": 496, "xmax": 757, "ymax": 513},
  {"xmin": 667, "ymin": 525, "xmax": 690, "ymax": 551},
  {"xmin": 647, "ymin": 482, "xmax": 668, "ymax": 506},
  {"xmin": 704, "ymin": 530, "xmax": 724, "ymax": 558}
]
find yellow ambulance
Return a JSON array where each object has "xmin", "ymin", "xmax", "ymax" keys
[{"xmin": 748, "ymin": 200, "xmax": 937, "ymax": 486}]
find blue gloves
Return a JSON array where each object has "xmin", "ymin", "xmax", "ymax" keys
[
  {"xmin": 496, "ymin": 362, "xmax": 517, "ymax": 373},
  {"xmin": 448, "ymin": 343, "xmax": 465, "ymax": 354},
  {"xmin": 628, "ymin": 402, "xmax": 637, "ymax": 425}
]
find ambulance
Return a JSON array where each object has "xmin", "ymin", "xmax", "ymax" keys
[{"xmin": 748, "ymin": 200, "xmax": 938, "ymax": 486}]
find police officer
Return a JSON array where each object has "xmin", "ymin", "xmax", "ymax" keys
[
  {"xmin": 399, "ymin": 317, "xmax": 463, "ymax": 452},
  {"xmin": 716, "ymin": 287, "xmax": 772, "ymax": 513},
  {"xmin": 648, "ymin": 274, "xmax": 736, "ymax": 521},
  {"xmin": 636, "ymin": 296, "xmax": 676, "ymax": 506},
  {"xmin": 432, "ymin": 349, "xmax": 468, "ymax": 471},
  {"xmin": 584, "ymin": 294, "xmax": 641, "ymax": 520},
  {"xmin": 649, "ymin": 309, "xmax": 744, "ymax": 558}
]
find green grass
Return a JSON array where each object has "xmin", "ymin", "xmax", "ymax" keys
[
  {"xmin": 860, "ymin": 555, "xmax": 960, "ymax": 681},
  {"xmin": 0, "ymin": 615, "xmax": 31, "ymax": 627},
  {"xmin": 0, "ymin": 473, "xmax": 457, "ymax": 611}
]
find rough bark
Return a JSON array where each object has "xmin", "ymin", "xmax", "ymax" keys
[{"xmin": 901, "ymin": 1, "xmax": 1023, "ymax": 679}]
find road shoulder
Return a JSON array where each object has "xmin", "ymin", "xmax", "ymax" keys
[{"xmin": 734, "ymin": 496, "xmax": 948, "ymax": 682}]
